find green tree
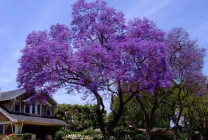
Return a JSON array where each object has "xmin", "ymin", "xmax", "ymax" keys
[
  {"xmin": 182, "ymin": 95, "xmax": 208, "ymax": 140},
  {"xmin": 108, "ymin": 95, "xmax": 172, "ymax": 129},
  {"xmin": 55, "ymin": 104, "xmax": 103, "ymax": 131}
]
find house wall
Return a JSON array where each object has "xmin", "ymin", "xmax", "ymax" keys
[
  {"xmin": 0, "ymin": 113, "xmax": 9, "ymax": 121},
  {"xmin": 51, "ymin": 107, "xmax": 54, "ymax": 116},
  {"xmin": 21, "ymin": 102, "xmax": 25, "ymax": 113},
  {"xmin": 42, "ymin": 105, "xmax": 46, "ymax": 116},
  {"xmin": 0, "ymin": 94, "xmax": 56, "ymax": 117},
  {"xmin": 42, "ymin": 105, "xmax": 52, "ymax": 116},
  {"xmin": 41, "ymin": 104, "xmax": 55, "ymax": 116},
  {"xmin": 1, "ymin": 101, "xmax": 12, "ymax": 112}
]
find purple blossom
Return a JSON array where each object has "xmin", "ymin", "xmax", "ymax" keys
[
  {"xmin": 166, "ymin": 28, "xmax": 207, "ymax": 94},
  {"xmin": 17, "ymin": 0, "xmax": 173, "ymax": 101},
  {"xmin": 16, "ymin": 1, "xmax": 208, "ymax": 138}
]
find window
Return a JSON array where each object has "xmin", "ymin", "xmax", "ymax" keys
[
  {"xmin": 46, "ymin": 106, "xmax": 51, "ymax": 116},
  {"xmin": 25, "ymin": 103, "xmax": 30, "ymax": 114},
  {"xmin": 15, "ymin": 101, "xmax": 21, "ymax": 112},
  {"xmin": 32, "ymin": 105, "xmax": 35, "ymax": 114},
  {"xmin": 0, "ymin": 125, "xmax": 3, "ymax": 134},
  {"xmin": 37, "ymin": 105, "xmax": 41, "ymax": 115}
]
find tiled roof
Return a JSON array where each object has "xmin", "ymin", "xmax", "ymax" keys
[
  {"xmin": 0, "ymin": 89, "xmax": 26, "ymax": 101},
  {"xmin": 0, "ymin": 107, "xmax": 67, "ymax": 126}
]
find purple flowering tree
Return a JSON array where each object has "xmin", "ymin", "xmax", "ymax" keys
[
  {"xmin": 165, "ymin": 28, "xmax": 207, "ymax": 140},
  {"xmin": 119, "ymin": 18, "xmax": 172, "ymax": 140},
  {"xmin": 17, "ymin": 0, "xmax": 172, "ymax": 139}
]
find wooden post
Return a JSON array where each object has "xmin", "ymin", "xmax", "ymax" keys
[
  {"xmin": 3, "ymin": 124, "xmax": 5, "ymax": 135},
  {"xmin": 11, "ymin": 123, "xmax": 13, "ymax": 134},
  {"xmin": 11, "ymin": 98, "xmax": 16, "ymax": 111},
  {"xmin": 15, "ymin": 123, "xmax": 22, "ymax": 134},
  {"xmin": 20, "ymin": 122, "xmax": 23, "ymax": 133}
]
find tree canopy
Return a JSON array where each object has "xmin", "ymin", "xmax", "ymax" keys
[
  {"xmin": 55, "ymin": 104, "xmax": 103, "ymax": 131},
  {"xmin": 17, "ymin": 0, "xmax": 207, "ymax": 139}
]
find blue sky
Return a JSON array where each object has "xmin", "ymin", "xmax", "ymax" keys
[{"xmin": 0, "ymin": 0, "xmax": 208, "ymax": 110}]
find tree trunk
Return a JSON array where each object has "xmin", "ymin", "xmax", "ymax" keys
[
  {"xmin": 145, "ymin": 114, "xmax": 152, "ymax": 140},
  {"xmin": 93, "ymin": 90, "xmax": 124, "ymax": 140},
  {"xmin": 98, "ymin": 128, "xmax": 110, "ymax": 140},
  {"xmin": 188, "ymin": 132, "xmax": 192, "ymax": 140},
  {"xmin": 200, "ymin": 133, "xmax": 205, "ymax": 140},
  {"xmin": 173, "ymin": 127, "xmax": 178, "ymax": 140},
  {"xmin": 93, "ymin": 91, "xmax": 108, "ymax": 139},
  {"xmin": 103, "ymin": 132, "xmax": 109, "ymax": 140},
  {"xmin": 146, "ymin": 131, "xmax": 151, "ymax": 140}
]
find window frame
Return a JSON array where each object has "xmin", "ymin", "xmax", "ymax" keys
[
  {"xmin": 24, "ymin": 103, "xmax": 30, "ymax": 114},
  {"xmin": 32, "ymin": 104, "xmax": 36, "ymax": 114},
  {"xmin": 14, "ymin": 101, "xmax": 21, "ymax": 113},
  {"xmin": 0, "ymin": 125, "xmax": 3, "ymax": 134},
  {"xmin": 36, "ymin": 104, "xmax": 41, "ymax": 115},
  {"xmin": 46, "ymin": 106, "xmax": 51, "ymax": 116},
  {"xmin": 24, "ymin": 103, "xmax": 43, "ymax": 115}
]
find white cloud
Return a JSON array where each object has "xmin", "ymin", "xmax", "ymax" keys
[
  {"xmin": 143, "ymin": 0, "xmax": 173, "ymax": 17},
  {"xmin": 123, "ymin": 0, "xmax": 174, "ymax": 20}
]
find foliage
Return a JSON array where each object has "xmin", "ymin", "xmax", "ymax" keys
[
  {"xmin": 62, "ymin": 134, "xmax": 94, "ymax": 140},
  {"xmin": 151, "ymin": 135, "xmax": 173, "ymax": 140},
  {"xmin": 58, "ymin": 128, "xmax": 143, "ymax": 140},
  {"xmin": 55, "ymin": 129, "xmax": 103, "ymax": 140},
  {"xmin": 135, "ymin": 134, "xmax": 146, "ymax": 140},
  {"xmin": 21, "ymin": 133, "xmax": 32, "ymax": 140},
  {"xmin": 62, "ymin": 133, "xmax": 105, "ymax": 140},
  {"xmin": 153, "ymin": 103, "xmax": 172, "ymax": 128},
  {"xmin": 55, "ymin": 104, "xmax": 101, "ymax": 131},
  {"xmin": 0, "ymin": 133, "xmax": 32, "ymax": 140},
  {"xmin": 161, "ymin": 28, "xmax": 207, "ymax": 140},
  {"xmin": 17, "ymin": 0, "xmax": 172, "ymax": 112},
  {"xmin": 82, "ymin": 129, "xmax": 101, "ymax": 136},
  {"xmin": 55, "ymin": 129, "xmax": 71, "ymax": 140},
  {"xmin": 17, "ymin": 0, "xmax": 207, "ymax": 139},
  {"xmin": 108, "ymin": 97, "xmax": 144, "ymax": 128},
  {"xmin": 182, "ymin": 95, "xmax": 208, "ymax": 139},
  {"xmin": 108, "ymin": 95, "xmax": 172, "ymax": 129},
  {"xmin": 61, "ymin": 129, "xmax": 104, "ymax": 140},
  {"xmin": 110, "ymin": 126, "xmax": 138, "ymax": 140}
]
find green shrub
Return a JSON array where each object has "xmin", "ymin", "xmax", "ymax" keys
[
  {"xmin": 151, "ymin": 135, "xmax": 173, "ymax": 140},
  {"xmin": 55, "ymin": 130, "xmax": 71, "ymax": 140},
  {"xmin": 62, "ymin": 134, "xmax": 104, "ymax": 140},
  {"xmin": 82, "ymin": 129, "xmax": 101, "ymax": 136},
  {"xmin": 110, "ymin": 126, "xmax": 138, "ymax": 139},
  {"xmin": 178, "ymin": 132, "xmax": 185, "ymax": 140},
  {"xmin": 22, "ymin": 133, "xmax": 32, "ymax": 140},
  {"xmin": 55, "ymin": 131, "xmax": 65, "ymax": 140},
  {"xmin": 135, "ymin": 134, "xmax": 145, "ymax": 140},
  {"xmin": 62, "ymin": 134, "xmax": 93, "ymax": 140},
  {"xmin": 92, "ymin": 134, "xmax": 103, "ymax": 140},
  {"xmin": 70, "ymin": 131, "xmax": 85, "ymax": 135},
  {"xmin": 82, "ymin": 129, "xmax": 95, "ymax": 135}
]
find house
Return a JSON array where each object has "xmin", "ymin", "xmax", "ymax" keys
[{"xmin": 0, "ymin": 88, "xmax": 67, "ymax": 139}]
